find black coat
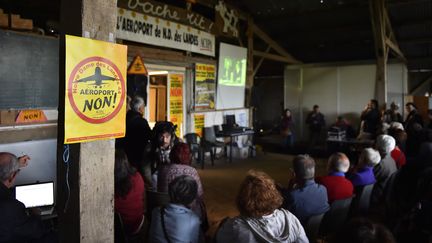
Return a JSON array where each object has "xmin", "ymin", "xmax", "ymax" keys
[
  {"xmin": 124, "ymin": 110, "xmax": 152, "ymax": 169},
  {"xmin": 0, "ymin": 183, "xmax": 46, "ymax": 242}
]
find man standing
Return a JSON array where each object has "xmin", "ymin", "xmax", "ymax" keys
[
  {"xmin": 124, "ymin": 96, "xmax": 152, "ymax": 187},
  {"xmin": 306, "ymin": 105, "xmax": 325, "ymax": 149},
  {"xmin": 360, "ymin": 99, "xmax": 381, "ymax": 139},
  {"xmin": 0, "ymin": 152, "xmax": 53, "ymax": 242}
]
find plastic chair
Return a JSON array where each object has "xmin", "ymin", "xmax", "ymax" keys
[
  {"xmin": 184, "ymin": 133, "xmax": 203, "ymax": 163},
  {"xmin": 357, "ymin": 184, "xmax": 374, "ymax": 214},
  {"xmin": 184, "ymin": 133, "xmax": 215, "ymax": 169},
  {"xmin": 203, "ymin": 127, "xmax": 225, "ymax": 161},
  {"xmin": 305, "ymin": 213, "xmax": 325, "ymax": 243},
  {"xmin": 320, "ymin": 197, "xmax": 353, "ymax": 236}
]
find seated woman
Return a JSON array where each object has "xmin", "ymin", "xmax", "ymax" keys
[
  {"xmin": 114, "ymin": 150, "xmax": 145, "ymax": 235},
  {"xmin": 216, "ymin": 170, "xmax": 308, "ymax": 243},
  {"xmin": 157, "ymin": 143, "xmax": 208, "ymax": 229},
  {"xmin": 347, "ymin": 148, "xmax": 379, "ymax": 187},
  {"xmin": 149, "ymin": 175, "xmax": 202, "ymax": 243}
]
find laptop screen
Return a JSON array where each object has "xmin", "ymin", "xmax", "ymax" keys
[{"xmin": 15, "ymin": 182, "xmax": 54, "ymax": 208}]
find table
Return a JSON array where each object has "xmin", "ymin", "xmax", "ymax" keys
[{"xmin": 216, "ymin": 128, "xmax": 255, "ymax": 163}]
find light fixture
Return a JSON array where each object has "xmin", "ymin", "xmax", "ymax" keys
[{"xmin": 148, "ymin": 71, "xmax": 169, "ymax": 75}]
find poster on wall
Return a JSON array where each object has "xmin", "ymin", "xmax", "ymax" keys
[
  {"xmin": 116, "ymin": 8, "xmax": 215, "ymax": 57},
  {"xmin": 194, "ymin": 63, "xmax": 216, "ymax": 111},
  {"xmin": 169, "ymin": 74, "xmax": 183, "ymax": 138},
  {"xmin": 64, "ymin": 35, "xmax": 127, "ymax": 144},
  {"xmin": 194, "ymin": 114, "xmax": 205, "ymax": 137}
]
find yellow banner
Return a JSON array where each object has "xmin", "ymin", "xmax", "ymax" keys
[
  {"xmin": 194, "ymin": 114, "xmax": 205, "ymax": 137},
  {"xmin": 65, "ymin": 35, "xmax": 127, "ymax": 144},
  {"xmin": 195, "ymin": 63, "xmax": 216, "ymax": 110},
  {"xmin": 169, "ymin": 74, "xmax": 183, "ymax": 138}
]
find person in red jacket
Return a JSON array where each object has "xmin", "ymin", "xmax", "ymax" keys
[
  {"xmin": 114, "ymin": 150, "xmax": 145, "ymax": 236},
  {"xmin": 316, "ymin": 152, "xmax": 354, "ymax": 203}
]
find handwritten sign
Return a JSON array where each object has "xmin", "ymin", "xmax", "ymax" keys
[
  {"xmin": 15, "ymin": 110, "xmax": 47, "ymax": 124},
  {"xmin": 116, "ymin": 8, "xmax": 215, "ymax": 57},
  {"xmin": 195, "ymin": 63, "xmax": 215, "ymax": 111},
  {"xmin": 169, "ymin": 74, "xmax": 183, "ymax": 138},
  {"xmin": 118, "ymin": 0, "xmax": 214, "ymax": 33},
  {"xmin": 194, "ymin": 114, "xmax": 205, "ymax": 137}
]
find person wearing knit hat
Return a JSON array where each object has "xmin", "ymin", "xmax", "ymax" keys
[
  {"xmin": 347, "ymin": 148, "xmax": 379, "ymax": 187},
  {"xmin": 372, "ymin": 135, "xmax": 398, "ymax": 205}
]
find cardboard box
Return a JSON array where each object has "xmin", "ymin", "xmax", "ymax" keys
[
  {"xmin": 0, "ymin": 110, "xmax": 18, "ymax": 125},
  {"xmin": 11, "ymin": 14, "xmax": 33, "ymax": 30},
  {"xmin": 0, "ymin": 13, "xmax": 8, "ymax": 28}
]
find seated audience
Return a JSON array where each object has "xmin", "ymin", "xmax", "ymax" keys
[
  {"xmin": 371, "ymin": 135, "xmax": 398, "ymax": 204},
  {"xmin": 114, "ymin": 150, "xmax": 145, "ymax": 235},
  {"xmin": 330, "ymin": 218, "xmax": 395, "ymax": 243},
  {"xmin": 157, "ymin": 143, "xmax": 208, "ymax": 229},
  {"xmin": 316, "ymin": 152, "xmax": 354, "ymax": 203},
  {"xmin": 216, "ymin": 170, "xmax": 308, "ymax": 243},
  {"xmin": 0, "ymin": 152, "xmax": 55, "ymax": 242},
  {"xmin": 347, "ymin": 148, "xmax": 379, "ymax": 187},
  {"xmin": 149, "ymin": 175, "xmax": 202, "ymax": 243},
  {"xmin": 282, "ymin": 154, "xmax": 329, "ymax": 224},
  {"xmin": 388, "ymin": 125, "xmax": 407, "ymax": 168}
]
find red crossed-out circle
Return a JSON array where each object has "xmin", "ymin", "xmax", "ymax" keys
[{"xmin": 67, "ymin": 56, "xmax": 125, "ymax": 124}]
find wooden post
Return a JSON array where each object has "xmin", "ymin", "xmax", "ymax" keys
[
  {"xmin": 58, "ymin": 0, "xmax": 117, "ymax": 242},
  {"xmin": 369, "ymin": 0, "xmax": 405, "ymax": 107}
]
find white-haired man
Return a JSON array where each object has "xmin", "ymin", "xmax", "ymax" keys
[
  {"xmin": 0, "ymin": 152, "xmax": 54, "ymax": 242},
  {"xmin": 124, "ymin": 96, "xmax": 152, "ymax": 188},
  {"xmin": 316, "ymin": 152, "xmax": 354, "ymax": 203},
  {"xmin": 283, "ymin": 155, "xmax": 329, "ymax": 224},
  {"xmin": 371, "ymin": 135, "xmax": 398, "ymax": 204}
]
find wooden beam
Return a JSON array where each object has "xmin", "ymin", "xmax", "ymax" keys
[
  {"xmin": 411, "ymin": 74, "xmax": 432, "ymax": 94},
  {"xmin": 385, "ymin": 37, "xmax": 406, "ymax": 61},
  {"xmin": 253, "ymin": 50, "xmax": 296, "ymax": 63},
  {"xmin": 253, "ymin": 45, "xmax": 271, "ymax": 77},
  {"xmin": 250, "ymin": 22, "xmax": 301, "ymax": 64}
]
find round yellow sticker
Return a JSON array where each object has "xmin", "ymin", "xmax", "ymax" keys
[{"xmin": 68, "ymin": 56, "xmax": 125, "ymax": 124}]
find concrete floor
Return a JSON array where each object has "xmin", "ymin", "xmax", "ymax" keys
[{"xmin": 195, "ymin": 152, "xmax": 328, "ymax": 238}]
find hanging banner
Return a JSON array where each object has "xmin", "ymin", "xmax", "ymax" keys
[
  {"xmin": 116, "ymin": 8, "xmax": 215, "ymax": 57},
  {"xmin": 65, "ymin": 35, "xmax": 127, "ymax": 144},
  {"xmin": 194, "ymin": 63, "xmax": 216, "ymax": 111},
  {"xmin": 117, "ymin": 0, "xmax": 214, "ymax": 33},
  {"xmin": 194, "ymin": 114, "xmax": 205, "ymax": 137},
  {"xmin": 169, "ymin": 74, "xmax": 183, "ymax": 138}
]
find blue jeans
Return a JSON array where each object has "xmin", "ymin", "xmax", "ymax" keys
[{"xmin": 284, "ymin": 134, "xmax": 294, "ymax": 148}]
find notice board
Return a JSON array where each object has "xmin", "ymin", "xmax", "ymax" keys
[{"xmin": 0, "ymin": 30, "xmax": 59, "ymax": 109}]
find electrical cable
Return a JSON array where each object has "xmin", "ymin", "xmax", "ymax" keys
[{"xmin": 62, "ymin": 144, "xmax": 70, "ymax": 213}]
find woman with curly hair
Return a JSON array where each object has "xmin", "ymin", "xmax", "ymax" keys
[{"xmin": 215, "ymin": 170, "xmax": 308, "ymax": 243}]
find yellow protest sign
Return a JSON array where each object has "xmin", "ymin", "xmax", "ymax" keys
[
  {"xmin": 15, "ymin": 110, "xmax": 47, "ymax": 124},
  {"xmin": 194, "ymin": 114, "xmax": 205, "ymax": 137},
  {"xmin": 127, "ymin": 55, "xmax": 147, "ymax": 75},
  {"xmin": 169, "ymin": 74, "xmax": 183, "ymax": 138},
  {"xmin": 65, "ymin": 35, "xmax": 127, "ymax": 144},
  {"xmin": 195, "ymin": 63, "xmax": 215, "ymax": 110}
]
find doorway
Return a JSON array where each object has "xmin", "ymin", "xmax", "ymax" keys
[{"xmin": 148, "ymin": 74, "xmax": 168, "ymax": 126}]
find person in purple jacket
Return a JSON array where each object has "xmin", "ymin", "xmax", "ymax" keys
[{"xmin": 348, "ymin": 148, "xmax": 380, "ymax": 187}]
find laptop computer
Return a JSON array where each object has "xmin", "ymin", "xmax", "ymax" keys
[{"xmin": 15, "ymin": 182, "xmax": 55, "ymax": 216}]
